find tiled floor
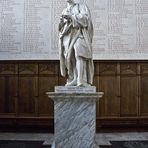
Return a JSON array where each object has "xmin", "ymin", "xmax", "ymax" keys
[
  {"xmin": 96, "ymin": 132, "xmax": 148, "ymax": 146},
  {"xmin": 0, "ymin": 132, "xmax": 148, "ymax": 147}
]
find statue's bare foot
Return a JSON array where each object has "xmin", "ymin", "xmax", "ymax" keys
[
  {"xmin": 77, "ymin": 83, "xmax": 91, "ymax": 87},
  {"xmin": 65, "ymin": 79, "xmax": 77, "ymax": 86}
]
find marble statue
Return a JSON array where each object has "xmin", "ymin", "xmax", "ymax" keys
[{"xmin": 59, "ymin": 0, "xmax": 94, "ymax": 87}]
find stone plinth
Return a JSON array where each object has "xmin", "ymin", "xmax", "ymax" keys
[{"xmin": 46, "ymin": 86, "xmax": 103, "ymax": 148}]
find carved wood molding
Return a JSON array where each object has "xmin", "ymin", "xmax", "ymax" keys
[
  {"xmin": 39, "ymin": 63, "xmax": 58, "ymax": 75},
  {"xmin": 19, "ymin": 64, "xmax": 37, "ymax": 74},
  {"xmin": 99, "ymin": 63, "xmax": 117, "ymax": 75},
  {"xmin": 141, "ymin": 64, "xmax": 148, "ymax": 74},
  {"xmin": 120, "ymin": 63, "xmax": 137, "ymax": 75},
  {"xmin": 0, "ymin": 64, "xmax": 16, "ymax": 74}
]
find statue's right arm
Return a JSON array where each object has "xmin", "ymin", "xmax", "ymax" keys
[
  {"xmin": 59, "ymin": 9, "xmax": 67, "ymax": 32},
  {"xmin": 58, "ymin": 17, "xmax": 64, "ymax": 32}
]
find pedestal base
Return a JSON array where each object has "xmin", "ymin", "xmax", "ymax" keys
[{"xmin": 47, "ymin": 86, "xmax": 103, "ymax": 148}]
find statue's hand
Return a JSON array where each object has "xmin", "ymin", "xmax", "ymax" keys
[
  {"xmin": 62, "ymin": 14, "xmax": 71, "ymax": 20},
  {"xmin": 59, "ymin": 33, "xmax": 64, "ymax": 39},
  {"xmin": 60, "ymin": 16, "xmax": 64, "ymax": 23}
]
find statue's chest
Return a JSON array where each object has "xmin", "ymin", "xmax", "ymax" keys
[{"xmin": 65, "ymin": 5, "xmax": 79, "ymax": 15}]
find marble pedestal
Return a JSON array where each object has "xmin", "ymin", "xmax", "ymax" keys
[{"xmin": 46, "ymin": 86, "xmax": 103, "ymax": 148}]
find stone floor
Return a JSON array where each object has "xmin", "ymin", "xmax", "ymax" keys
[{"xmin": 0, "ymin": 132, "xmax": 148, "ymax": 147}]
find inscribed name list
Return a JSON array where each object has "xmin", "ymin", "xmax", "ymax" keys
[{"xmin": 0, "ymin": 0, "xmax": 148, "ymax": 60}]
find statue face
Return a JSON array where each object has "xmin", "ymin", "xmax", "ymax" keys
[{"xmin": 66, "ymin": 0, "xmax": 74, "ymax": 3}]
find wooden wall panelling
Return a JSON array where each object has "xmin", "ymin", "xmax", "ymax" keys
[
  {"xmin": 58, "ymin": 76, "xmax": 67, "ymax": 86},
  {"xmin": 38, "ymin": 62, "xmax": 58, "ymax": 117},
  {"xmin": 39, "ymin": 62, "xmax": 59, "ymax": 75},
  {"xmin": 94, "ymin": 62, "xmax": 100, "ymax": 118},
  {"xmin": 0, "ymin": 76, "xmax": 18, "ymax": 114},
  {"xmin": 0, "ymin": 76, "xmax": 5, "ymax": 113},
  {"xmin": 38, "ymin": 76, "xmax": 56, "ymax": 116},
  {"xmin": 93, "ymin": 76, "xmax": 99, "ymax": 91},
  {"xmin": 140, "ymin": 63, "xmax": 148, "ymax": 116},
  {"xmin": 0, "ymin": 64, "xmax": 18, "ymax": 114},
  {"xmin": 0, "ymin": 63, "xmax": 18, "ymax": 75},
  {"xmin": 98, "ymin": 63, "xmax": 120, "ymax": 117},
  {"xmin": 18, "ymin": 63, "xmax": 38, "ymax": 115},
  {"xmin": 137, "ymin": 63, "xmax": 141, "ymax": 116},
  {"xmin": 0, "ymin": 61, "xmax": 148, "ymax": 130},
  {"xmin": 94, "ymin": 62, "xmax": 99, "ymax": 90},
  {"xmin": 120, "ymin": 63, "xmax": 138, "ymax": 116}
]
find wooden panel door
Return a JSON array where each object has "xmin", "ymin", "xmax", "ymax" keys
[
  {"xmin": 18, "ymin": 64, "xmax": 38, "ymax": 115},
  {"xmin": 120, "ymin": 63, "xmax": 138, "ymax": 116},
  {"xmin": 0, "ymin": 76, "xmax": 17, "ymax": 114},
  {"xmin": 38, "ymin": 62, "xmax": 58, "ymax": 116},
  {"xmin": 0, "ymin": 64, "xmax": 17, "ymax": 114},
  {"xmin": 140, "ymin": 63, "xmax": 148, "ymax": 116},
  {"xmin": 98, "ymin": 63, "xmax": 120, "ymax": 117}
]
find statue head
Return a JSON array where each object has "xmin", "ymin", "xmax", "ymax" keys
[
  {"xmin": 66, "ymin": 0, "xmax": 85, "ymax": 4},
  {"xmin": 66, "ymin": 0, "xmax": 74, "ymax": 3}
]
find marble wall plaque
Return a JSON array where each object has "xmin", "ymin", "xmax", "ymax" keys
[{"xmin": 0, "ymin": 0, "xmax": 148, "ymax": 60}]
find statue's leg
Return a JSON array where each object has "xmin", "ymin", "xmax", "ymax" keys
[
  {"xmin": 75, "ymin": 56, "xmax": 84, "ymax": 86},
  {"xmin": 75, "ymin": 56, "xmax": 90, "ymax": 86},
  {"xmin": 83, "ymin": 59, "xmax": 87, "ymax": 84},
  {"xmin": 74, "ymin": 38, "xmax": 91, "ymax": 86},
  {"xmin": 65, "ymin": 50, "xmax": 77, "ymax": 86},
  {"xmin": 72, "ymin": 52, "xmax": 77, "ymax": 82}
]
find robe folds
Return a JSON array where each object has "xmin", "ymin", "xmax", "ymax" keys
[{"xmin": 59, "ymin": 3, "xmax": 94, "ymax": 84}]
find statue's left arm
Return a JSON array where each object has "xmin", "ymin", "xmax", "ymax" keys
[
  {"xmin": 71, "ymin": 4, "xmax": 90, "ymax": 28},
  {"xmin": 70, "ymin": 4, "xmax": 93, "ymax": 44}
]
